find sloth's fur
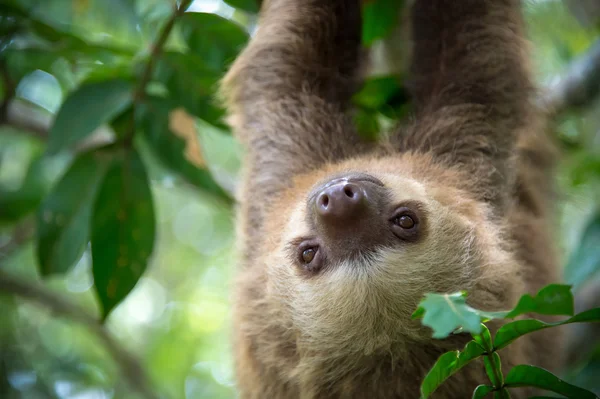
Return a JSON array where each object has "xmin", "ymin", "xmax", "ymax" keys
[{"xmin": 220, "ymin": 0, "xmax": 564, "ymax": 397}]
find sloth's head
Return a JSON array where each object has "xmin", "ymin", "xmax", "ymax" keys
[{"xmin": 261, "ymin": 154, "xmax": 521, "ymax": 357}]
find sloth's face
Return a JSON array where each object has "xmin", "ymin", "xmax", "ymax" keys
[
  {"xmin": 263, "ymin": 155, "xmax": 519, "ymax": 352},
  {"xmin": 285, "ymin": 170, "xmax": 429, "ymax": 275}
]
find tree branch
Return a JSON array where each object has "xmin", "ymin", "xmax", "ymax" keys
[
  {"xmin": 3, "ymin": 100, "xmax": 52, "ymax": 138},
  {"xmin": 539, "ymin": 39, "xmax": 600, "ymax": 116},
  {"xmin": 0, "ymin": 269, "xmax": 160, "ymax": 399},
  {"xmin": 0, "ymin": 217, "xmax": 35, "ymax": 260}
]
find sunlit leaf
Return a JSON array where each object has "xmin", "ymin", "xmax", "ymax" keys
[
  {"xmin": 37, "ymin": 149, "xmax": 111, "ymax": 276},
  {"xmin": 48, "ymin": 79, "xmax": 133, "ymax": 153},
  {"xmin": 472, "ymin": 385, "xmax": 494, "ymax": 399},
  {"xmin": 504, "ymin": 365, "xmax": 598, "ymax": 399},
  {"xmin": 8, "ymin": 7, "xmax": 135, "ymax": 59},
  {"xmin": 420, "ymin": 341, "xmax": 485, "ymax": 399},
  {"xmin": 180, "ymin": 12, "xmax": 248, "ymax": 71},
  {"xmin": 223, "ymin": 0, "xmax": 259, "ymax": 13},
  {"xmin": 415, "ymin": 285, "xmax": 577, "ymax": 339},
  {"xmin": 362, "ymin": 0, "xmax": 403, "ymax": 46},
  {"xmin": 91, "ymin": 148, "xmax": 155, "ymax": 319},
  {"xmin": 504, "ymin": 284, "xmax": 574, "ymax": 319},
  {"xmin": 494, "ymin": 308, "xmax": 600, "ymax": 351},
  {"xmin": 138, "ymin": 96, "xmax": 232, "ymax": 202},
  {"xmin": 413, "ymin": 292, "xmax": 483, "ymax": 338}
]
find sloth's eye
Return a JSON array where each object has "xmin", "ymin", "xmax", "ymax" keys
[
  {"xmin": 295, "ymin": 243, "xmax": 324, "ymax": 273},
  {"xmin": 302, "ymin": 247, "xmax": 317, "ymax": 263},
  {"xmin": 390, "ymin": 207, "xmax": 421, "ymax": 241},
  {"xmin": 394, "ymin": 215, "xmax": 415, "ymax": 229}
]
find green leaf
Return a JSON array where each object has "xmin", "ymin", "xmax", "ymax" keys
[
  {"xmin": 420, "ymin": 341, "xmax": 485, "ymax": 399},
  {"xmin": 36, "ymin": 150, "xmax": 111, "ymax": 276},
  {"xmin": 0, "ymin": 2, "xmax": 27, "ymax": 17},
  {"xmin": 413, "ymin": 292, "xmax": 483, "ymax": 338},
  {"xmin": 156, "ymin": 52, "xmax": 226, "ymax": 128},
  {"xmin": 569, "ymin": 154, "xmax": 600, "ymax": 187},
  {"xmin": 180, "ymin": 12, "xmax": 248, "ymax": 71},
  {"xmin": 362, "ymin": 0, "xmax": 403, "ymax": 46},
  {"xmin": 353, "ymin": 76, "xmax": 403, "ymax": 109},
  {"xmin": 48, "ymin": 79, "xmax": 133, "ymax": 153},
  {"xmin": 483, "ymin": 352, "xmax": 503, "ymax": 387},
  {"xmin": 0, "ymin": 156, "xmax": 52, "ymax": 223},
  {"xmin": 414, "ymin": 285, "xmax": 576, "ymax": 339},
  {"xmin": 30, "ymin": 19, "xmax": 87, "ymax": 47},
  {"xmin": 223, "ymin": 0, "xmax": 259, "ymax": 13},
  {"xmin": 138, "ymin": 97, "xmax": 232, "ymax": 202},
  {"xmin": 473, "ymin": 324, "xmax": 493, "ymax": 352},
  {"xmin": 494, "ymin": 389, "xmax": 512, "ymax": 399},
  {"xmin": 494, "ymin": 307, "xmax": 600, "ymax": 351},
  {"xmin": 504, "ymin": 365, "xmax": 598, "ymax": 399},
  {"xmin": 4, "ymin": 49, "xmax": 59, "ymax": 82},
  {"xmin": 472, "ymin": 385, "xmax": 494, "ymax": 399},
  {"xmin": 564, "ymin": 214, "xmax": 600, "ymax": 289},
  {"xmin": 91, "ymin": 148, "xmax": 155, "ymax": 319},
  {"xmin": 505, "ymin": 284, "xmax": 574, "ymax": 319},
  {"xmin": 353, "ymin": 108, "xmax": 381, "ymax": 141}
]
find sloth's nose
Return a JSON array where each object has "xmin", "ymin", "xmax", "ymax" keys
[
  {"xmin": 310, "ymin": 174, "xmax": 391, "ymax": 259},
  {"xmin": 315, "ymin": 182, "xmax": 367, "ymax": 222}
]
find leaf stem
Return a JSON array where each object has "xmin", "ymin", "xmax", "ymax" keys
[
  {"xmin": 473, "ymin": 324, "xmax": 505, "ymax": 392},
  {"xmin": 486, "ymin": 352, "xmax": 504, "ymax": 389},
  {"xmin": 127, "ymin": 0, "xmax": 193, "ymax": 144}
]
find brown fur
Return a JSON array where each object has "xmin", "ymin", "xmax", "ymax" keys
[{"xmin": 220, "ymin": 0, "xmax": 564, "ymax": 398}]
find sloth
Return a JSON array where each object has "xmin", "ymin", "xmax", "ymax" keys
[{"xmin": 220, "ymin": 0, "xmax": 564, "ymax": 397}]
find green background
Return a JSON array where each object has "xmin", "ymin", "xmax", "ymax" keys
[{"xmin": 0, "ymin": 0, "xmax": 599, "ymax": 398}]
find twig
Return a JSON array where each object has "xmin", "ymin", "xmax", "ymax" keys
[
  {"xmin": 133, "ymin": 0, "xmax": 193, "ymax": 103},
  {"xmin": 0, "ymin": 217, "xmax": 35, "ymax": 260},
  {"xmin": 539, "ymin": 39, "xmax": 600, "ymax": 116},
  {"xmin": 126, "ymin": 0, "xmax": 193, "ymax": 146},
  {"xmin": 0, "ymin": 59, "xmax": 16, "ymax": 124},
  {"xmin": 0, "ymin": 269, "xmax": 161, "ymax": 399}
]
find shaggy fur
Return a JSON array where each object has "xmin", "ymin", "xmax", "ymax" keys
[{"xmin": 220, "ymin": 0, "xmax": 563, "ymax": 398}]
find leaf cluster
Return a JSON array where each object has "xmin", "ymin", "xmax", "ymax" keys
[
  {"xmin": 0, "ymin": 0, "xmax": 247, "ymax": 319},
  {"xmin": 414, "ymin": 285, "xmax": 600, "ymax": 398}
]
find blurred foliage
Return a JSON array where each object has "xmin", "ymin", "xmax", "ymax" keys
[{"xmin": 0, "ymin": 0, "xmax": 598, "ymax": 398}]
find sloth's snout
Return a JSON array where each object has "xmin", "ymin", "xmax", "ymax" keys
[
  {"xmin": 309, "ymin": 173, "xmax": 392, "ymax": 258},
  {"xmin": 315, "ymin": 182, "xmax": 367, "ymax": 223}
]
